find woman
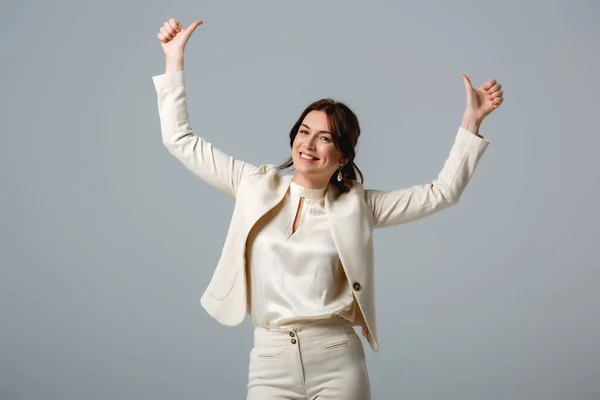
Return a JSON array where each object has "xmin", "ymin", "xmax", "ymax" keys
[{"xmin": 153, "ymin": 18, "xmax": 503, "ymax": 400}]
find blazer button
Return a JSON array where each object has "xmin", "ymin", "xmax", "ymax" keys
[
  {"xmin": 353, "ymin": 282, "xmax": 362, "ymax": 291},
  {"xmin": 289, "ymin": 332, "xmax": 295, "ymax": 337},
  {"xmin": 291, "ymin": 338, "xmax": 297, "ymax": 344}
]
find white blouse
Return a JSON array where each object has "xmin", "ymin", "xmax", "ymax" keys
[{"xmin": 246, "ymin": 180, "xmax": 357, "ymax": 329}]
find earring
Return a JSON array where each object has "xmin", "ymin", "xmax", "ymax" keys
[{"xmin": 337, "ymin": 166, "xmax": 343, "ymax": 182}]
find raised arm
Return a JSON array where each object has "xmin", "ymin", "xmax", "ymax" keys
[
  {"xmin": 366, "ymin": 127, "xmax": 489, "ymax": 228},
  {"xmin": 153, "ymin": 18, "xmax": 257, "ymax": 198},
  {"xmin": 367, "ymin": 74, "xmax": 503, "ymax": 228}
]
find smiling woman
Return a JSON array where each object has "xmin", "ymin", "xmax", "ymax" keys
[
  {"xmin": 277, "ymin": 98, "xmax": 365, "ymax": 193},
  {"xmin": 153, "ymin": 16, "xmax": 501, "ymax": 400}
]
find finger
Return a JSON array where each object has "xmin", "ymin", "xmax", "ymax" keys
[
  {"xmin": 168, "ymin": 18, "xmax": 181, "ymax": 33},
  {"xmin": 163, "ymin": 21, "xmax": 177, "ymax": 37},
  {"xmin": 461, "ymin": 74, "xmax": 473, "ymax": 91},
  {"xmin": 489, "ymin": 89, "xmax": 503, "ymax": 100},
  {"xmin": 160, "ymin": 26, "xmax": 173, "ymax": 40},
  {"xmin": 487, "ymin": 83, "xmax": 502, "ymax": 93},
  {"xmin": 482, "ymin": 79, "xmax": 497, "ymax": 91},
  {"xmin": 492, "ymin": 97, "xmax": 504, "ymax": 107},
  {"xmin": 157, "ymin": 32, "xmax": 168, "ymax": 43},
  {"xmin": 187, "ymin": 19, "xmax": 203, "ymax": 34}
]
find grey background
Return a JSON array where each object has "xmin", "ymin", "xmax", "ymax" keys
[{"xmin": 1, "ymin": 0, "xmax": 598, "ymax": 399}]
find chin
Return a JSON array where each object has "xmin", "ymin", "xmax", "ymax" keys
[
  {"xmin": 294, "ymin": 167, "xmax": 316, "ymax": 176},
  {"xmin": 293, "ymin": 164, "xmax": 319, "ymax": 176}
]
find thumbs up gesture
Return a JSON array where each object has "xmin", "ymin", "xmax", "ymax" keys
[
  {"xmin": 157, "ymin": 18, "xmax": 203, "ymax": 57},
  {"xmin": 460, "ymin": 74, "xmax": 504, "ymax": 123}
]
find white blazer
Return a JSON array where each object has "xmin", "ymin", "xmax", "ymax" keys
[{"xmin": 152, "ymin": 71, "xmax": 490, "ymax": 352}]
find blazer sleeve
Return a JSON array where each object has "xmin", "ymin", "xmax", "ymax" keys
[
  {"xmin": 152, "ymin": 71, "xmax": 257, "ymax": 198},
  {"xmin": 365, "ymin": 126, "xmax": 490, "ymax": 228}
]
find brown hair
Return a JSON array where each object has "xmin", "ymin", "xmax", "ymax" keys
[{"xmin": 276, "ymin": 99, "xmax": 364, "ymax": 193}]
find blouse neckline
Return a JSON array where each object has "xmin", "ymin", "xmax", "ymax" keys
[{"xmin": 289, "ymin": 181, "xmax": 327, "ymax": 200}]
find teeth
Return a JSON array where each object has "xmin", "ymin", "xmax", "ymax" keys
[{"xmin": 301, "ymin": 153, "xmax": 316, "ymax": 160}]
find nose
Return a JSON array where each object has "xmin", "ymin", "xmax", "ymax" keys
[{"xmin": 305, "ymin": 135, "xmax": 317, "ymax": 150}]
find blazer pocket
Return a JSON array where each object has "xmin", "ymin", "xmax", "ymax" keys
[{"xmin": 206, "ymin": 263, "xmax": 239, "ymax": 301}]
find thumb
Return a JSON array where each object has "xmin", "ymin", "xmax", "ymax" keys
[
  {"xmin": 186, "ymin": 20, "xmax": 203, "ymax": 34},
  {"xmin": 461, "ymin": 74, "xmax": 473, "ymax": 92}
]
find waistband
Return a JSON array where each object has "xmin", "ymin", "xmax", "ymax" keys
[{"xmin": 253, "ymin": 317, "xmax": 356, "ymax": 346}]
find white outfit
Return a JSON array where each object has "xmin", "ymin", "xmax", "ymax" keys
[
  {"xmin": 151, "ymin": 71, "xmax": 490, "ymax": 398},
  {"xmin": 245, "ymin": 181, "xmax": 370, "ymax": 399},
  {"xmin": 247, "ymin": 181, "xmax": 357, "ymax": 329}
]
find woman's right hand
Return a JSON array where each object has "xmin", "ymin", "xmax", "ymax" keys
[{"xmin": 157, "ymin": 18, "xmax": 203, "ymax": 57}]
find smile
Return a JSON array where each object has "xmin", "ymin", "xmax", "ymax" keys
[{"xmin": 300, "ymin": 152, "xmax": 319, "ymax": 161}]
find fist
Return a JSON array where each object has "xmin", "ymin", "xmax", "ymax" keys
[
  {"xmin": 157, "ymin": 18, "xmax": 203, "ymax": 56},
  {"xmin": 461, "ymin": 74, "xmax": 504, "ymax": 122}
]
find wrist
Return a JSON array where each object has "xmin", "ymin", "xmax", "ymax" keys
[
  {"xmin": 165, "ymin": 53, "xmax": 184, "ymax": 73},
  {"xmin": 461, "ymin": 114, "xmax": 483, "ymax": 136}
]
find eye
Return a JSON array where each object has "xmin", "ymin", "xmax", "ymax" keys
[
  {"xmin": 320, "ymin": 136, "xmax": 332, "ymax": 142},
  {"xmin": 299, "ymin": 129, "xmax": 309, "ymax": 135}
]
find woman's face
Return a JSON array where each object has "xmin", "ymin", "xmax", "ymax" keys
[{"xmin": 291, "ymin": 110, "xmax": 344, "ymax": 187}]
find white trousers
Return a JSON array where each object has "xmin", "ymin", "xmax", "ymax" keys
[{"xmin": 246, "ymin": 318, "xmax": 371, "ymax": 399}]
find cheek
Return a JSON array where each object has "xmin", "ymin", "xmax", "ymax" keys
[
  {"xmin": 323, "ymin": 147, "xmax": 340, "ymax": 164},
  {"xmin": 292, "ymin": 138, "xmax": 302, "ymax": 152}
]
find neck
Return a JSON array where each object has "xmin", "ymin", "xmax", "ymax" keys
[{"xmin": 291, "ymin": 173, "xmax": 329, "ymax": 189}]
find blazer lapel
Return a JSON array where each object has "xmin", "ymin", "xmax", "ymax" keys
[{"xmin": 242, "ymin": 172, "xmax": 294, "ymax": 235}]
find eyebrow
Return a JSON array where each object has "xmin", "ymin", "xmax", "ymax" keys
[{"xmin": 301, "ymin": 123, "xmax": 332, "ymax": 135}]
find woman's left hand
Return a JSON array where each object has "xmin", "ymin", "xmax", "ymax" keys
[{"xmin": 461, "ymin": 74, "xmax": 504, "ymax": 123}]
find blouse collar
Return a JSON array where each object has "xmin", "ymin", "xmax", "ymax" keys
[{"xmin": 289, "ymin": 181, "xmax": 328, "ymax": 199}]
